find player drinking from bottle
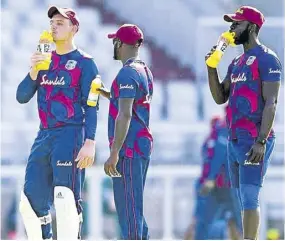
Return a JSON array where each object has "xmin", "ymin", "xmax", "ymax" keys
[
  {"xmin": 16, "ymin": 6, "xmax": 100, "ymax": 240},
  {"xmin": 205, "ymin": 6, "xmax": 282, "ymax": 240}
]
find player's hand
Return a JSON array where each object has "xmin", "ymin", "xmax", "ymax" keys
[
  {"xmin": 29, "ymin": 52, "xmax": 47, "ymax": 80},
  {"xmin": 205, "ymin": 45, "xmax": 217, "ymax": 62},
  {"xmin": 97, "ymin": 82, "xmax": 111, "ymax": 100},
  {"xmin": 199, "ymin": 180, "xmax": 215, "ymax": 196},
  {"xmin": 75, "ymin": 139, "xmax": 95, "ymax": 169},
  {"xmin": 104, "ymin": 151, "xmax": 121, "ymax": 177},
  {"xmin": 246, "ymin": 142, "xmax": 266, "ymax": 164}
]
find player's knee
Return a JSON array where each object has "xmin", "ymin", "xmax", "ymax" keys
[
  {"xmin": 19, "ymin": 191, "xmax": 52, "ymax": 240},
  {"xmin": 53, "ymin": 180, "xmax": 79, "ymax": 195},
  {"xmin": 54, "ymin": 186, "xmax": 82, "ymax": 239},
  {"xmin": 240, "ymin": 184, "xmax": 261, "ymax": 210},
  {"xmin": 19, "ymin": 191, "xmax": 48, "ymax": 217},
  {"xmin": 54, "ymin": 186, "xmax": 82, "ymax": 216},
  {"xmin": 54, "ymin": 186, "xmax": 75, "ymax": 204},
  {"xmin": 54, "ymin": 185, "xmax": 82, "ymax": 212}
]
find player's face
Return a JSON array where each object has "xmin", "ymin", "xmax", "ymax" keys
[
  {"xmin": 230, "ymin": 20, "xmax": 250, "ymax": 45},
  {"xmin": 50, "ymin": 14, "xmax": 76, "ymax": 42},
  {"xmin": 113, "ymin": 38, "xmax": 122, "ymax": 60}
]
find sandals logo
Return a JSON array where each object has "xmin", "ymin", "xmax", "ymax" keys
[{"xmin": 40, "ymin": 74, "xmax": 65, "ymax": 86}]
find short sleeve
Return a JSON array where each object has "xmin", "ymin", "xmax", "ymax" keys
[
  {"xmin": 116, "ymin": 67, "xmax": 139, "ymax": 98},
  {"xmin": 259, "ymin": 53, "xmax": 282, "ymax": 82}
]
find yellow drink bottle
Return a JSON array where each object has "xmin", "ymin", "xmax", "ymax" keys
[
  {"xmin": 87, "ymin": 75, "xmax": 102, "ymax": 107},
  {"xmin": 206, "ymin": 31, "xmax": 236, "ymax": 68},
  {"xmin": 35, "ymin": 30, "xmax": 53, "ymax": 71}
]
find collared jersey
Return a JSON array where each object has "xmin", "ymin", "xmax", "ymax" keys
[
  {"xmin": 16, "ymin": 49, "xmax": 99, "ymax": 140},
  {"xmin": 108, "ymin": 59, "xmax": 154, "ymax": 159},
  {"xmin": 225, "ymin": 45, "xmax": 282, "ymax": 139}
]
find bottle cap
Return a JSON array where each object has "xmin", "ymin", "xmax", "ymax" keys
[{"xmin": 39, "ymin": 30, "xmax": 53, "ymax": 43}]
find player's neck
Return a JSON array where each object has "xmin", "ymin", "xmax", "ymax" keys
[
  {"xmin": 243, "ymin": 37, "xmax": 260, "ymax": 52},
  {"xmin": 121, "ymin": 52, "xmax": 139, "ymax": 65},
  {"xmin": 55, "ymin": 40, "xmax": 76, "ymax": 55}
]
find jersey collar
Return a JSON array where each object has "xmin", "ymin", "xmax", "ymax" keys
[{"xmin": 123, "ymin": 57, "xmax": 140, "ymax": 66}]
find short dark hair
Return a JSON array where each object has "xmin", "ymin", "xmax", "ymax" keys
[{"xmin": 135, "ymin": 39, "xmax": 143, "ymax": 47}]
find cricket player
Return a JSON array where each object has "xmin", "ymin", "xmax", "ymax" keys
[
  {"xmin": 16, "ymin": 6, "xmax": 99, "ymax": 240},
  {"xmin": 205, "ymin": 6, "xmax": 282, "ymax": 240},
  {"xmin": 190, "ymin": 117, "xmax": 225, "ymax": 239},
  {"xmin": 191, "ymin": 116, "xmax": 242, "ymax": 240},
  {"xmin": 201, "ymin": 117, "xmax": 242, "ymax": 240},
  {"xmin": 99, "ymin": 24, "xmax": 153, "ymax": 240},
  {"xmin": 185, "ymin": 117, "xmax": 223, "ymax": 240},
  {"xmin": 190, "ymin": 117, "xmax": 221, "ymax": 240}
]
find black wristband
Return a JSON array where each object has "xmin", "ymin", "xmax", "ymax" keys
[{"xmin": 256, "ymin": 137, "xmax": 267, "ymax": 145}]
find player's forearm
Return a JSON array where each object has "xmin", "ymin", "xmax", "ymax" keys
[
  {"xmin": 16, "ymin": 74, "xmax": 37, "ymax": 104},
  {"xmin": 258, "ymin": 102, "xmax": 277, "ymax": 140},
  {"xmin": 84, "ymin": 106, "xmax": 98, "ymax": 140},
  {"xmin": 208, "ymin": 160, "xmax": 224, "ymax": 180},
  {"xmin": 208, "ymin": 153, "xmax": 226, "ymax": 180},
  {"xmin": 111, "ymin": 113, "xmax": 132, "ymax": 154},
  {"xmin": 207, "ymin": 67, "xmax": 227, "ymax": 104}
]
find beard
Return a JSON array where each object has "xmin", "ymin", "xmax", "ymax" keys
[{"xmin": 234, "ymin": 27, "xmax": 250, "ymax": 45}]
